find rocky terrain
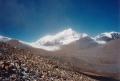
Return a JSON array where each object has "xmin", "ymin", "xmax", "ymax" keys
[{"xmin": 0, "ymin": 42, "xmax": 98, "ymax": 81}]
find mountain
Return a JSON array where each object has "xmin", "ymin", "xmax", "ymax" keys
[
  {"xmin": 33, "ymin": 29, "xmax": 120, "ymax": 47},
  {"xmin": 0, "ymin": 28, "xmax": 119, "ymax": 51},
  {"xmin": 0, "ymin": 42, "xmax": 99, "ymax": 81},
  {"xmin": 0, "ymin": 36, "xmax": 29, "ymax": 48},
  {"xmin": 0, "ymin": 36, "xmax": 12, "ymax": 42},
  {"xmin": 0, "ymin": 29, "xmax": 120, "ymax": 80},
  {"xmin": 94, "ymin": 32, "xmax": 120, "ymax": 44},
  {"xmin": 51, "ymin": 39, "xmax": 120, "ymax": 80},
  {"xmin": 28, "ymin": 28, "xmax": 89, "ymax": 51},
  {"xmin": 30, "ymin": 29, "xmax": 120, "ymax": 51},
  {"xmin": 34, "ymin": 28, "xmax": 82, "ymax": 46},
  {"xmin": 60, "ymin": 36, "xmax": 100, "ymax": 51},
  {"xmin": 30, "ymin": 28, "xmax": 95, "ymax": 50}
]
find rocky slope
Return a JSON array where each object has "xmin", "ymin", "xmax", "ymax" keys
[{"xmin": 0, "ymin": 42, "xmax": 98, "ymax": 81}]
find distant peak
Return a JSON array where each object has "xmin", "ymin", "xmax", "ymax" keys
[
  {"xmin": 82, "ymin": 33, "xmax": 88, "ymax": 37},
  {"xmin": 64, "ymin": 28, "xmax": 73, "ymax": 32},
  {"xmin": 67, "ymin": 28, "xmax": 72, "ymax": 31},
  {"xmin": 101, "ymin": 31, "xmax": 119, "ymax": 35}
]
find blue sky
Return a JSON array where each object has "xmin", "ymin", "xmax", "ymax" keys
[{"xmin": 0, "ymin": 0, "xmax": 119, "ymax": 42}]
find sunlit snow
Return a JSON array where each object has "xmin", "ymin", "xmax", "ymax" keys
[{"xmin": 0, "ymin": 30, "xmax": 119, "ymax": 51}]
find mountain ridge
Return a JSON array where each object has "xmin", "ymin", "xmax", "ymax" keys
[
  {"xmin": 0, "ymin": 28, "xmax": 119, "ymax": 51},
  {"xmin": 35, "ymin": 28, "xmax": 81, "ymax": 46}
]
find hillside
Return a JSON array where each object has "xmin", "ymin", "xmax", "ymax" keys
[
  {"xmin": 0, "ymin": 42, "xmax": 98, "ymax": 81},
  {"xmin": 36, "ymin": 39, "xmax": 120, "ymax": 80}
]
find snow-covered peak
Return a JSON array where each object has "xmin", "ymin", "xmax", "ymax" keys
[
  {"xmin": 55, "ymin": 28, "xmax": 78, "ymax": 37},
  {"xmin": 35, "ymin": 28, "xmax": 81, "ymax": 46},
  {"xmin": 58, "ymin": 28, "xmax": 73, "ymax": 35},
  {"xmin": 95, "ymin": 31, "xmax": 120, "ymax": 39},
  {"xmin": 82, "ymin": 33, "xmax": 88, "ymax": 37},
  {"xmin": 0, "ymin": 30, "xmax": 119, "ymax": 51},
  {"xmin": 29, "ymin": 28, "xmax": 90, "ymax": 51},
  {"xmin": 62, "ymin": 28, "xmax": 72, "ymax": 32},
  {"xmin": 95, "ymin": 32, "xmax": 118, "ymax": 38},
  {"xmin": 94, "ymin": 31, "xmax": 120, "ymax": 44}
]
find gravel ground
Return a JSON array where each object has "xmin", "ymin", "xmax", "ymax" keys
[{"xmin": 0, "ymin": 42, "xmax": 98, "ymax": 81}]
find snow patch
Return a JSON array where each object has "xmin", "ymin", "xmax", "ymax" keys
[{"xmin": 96, "ymin": 41, "xmax": 106, "ymax": 44}]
